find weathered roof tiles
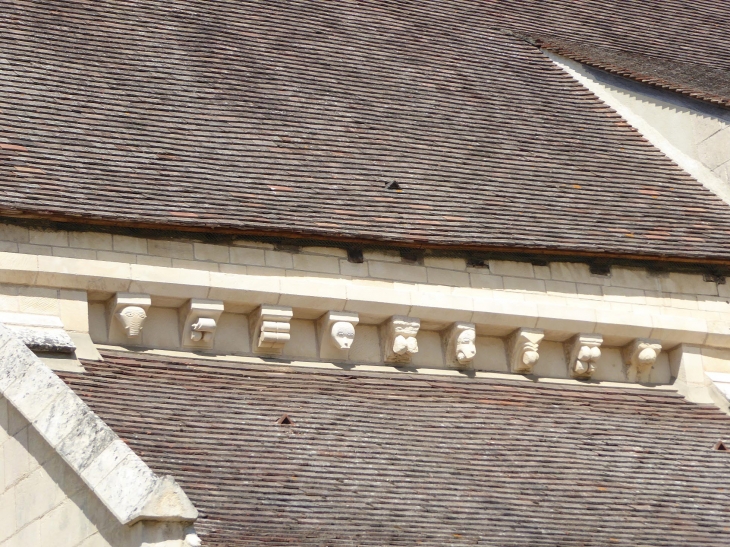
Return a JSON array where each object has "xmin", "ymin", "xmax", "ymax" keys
[
  {"xmin": 59, "ymin": 352, "xmax": 730, "ymax": 547},
  {"xmin": 2, "ymin": 1, "xmax": 730, "ymax": 260}
]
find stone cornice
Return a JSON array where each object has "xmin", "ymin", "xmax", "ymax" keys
[{"xmin": 1, "ymin": 251, "xmax": 727, "ymax": 349}]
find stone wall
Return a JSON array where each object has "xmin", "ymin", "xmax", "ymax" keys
[
  {"xmin": 2, "ymin": 222, "xmax": 730, "ymax": 387},
  {"xmin": 548, "ymin": 51, "xmax": 730, "ymax": 204},
  {"xmin": 0, "ymin": 397, "xmax": 191, "ymax": 547}
]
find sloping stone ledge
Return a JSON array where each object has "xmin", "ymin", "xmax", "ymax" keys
[{"xmin": 0, "ymin": 323, "xmax": 198, "ymax": 525}]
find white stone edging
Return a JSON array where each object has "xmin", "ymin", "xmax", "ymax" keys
[{"xmin": 0, "ymin": 324, "xmax": 198, "ymax": 525}]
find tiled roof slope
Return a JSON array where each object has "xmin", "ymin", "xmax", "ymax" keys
[
  {"xmin": 489, "ymin": 0, "xmax": 730, "ymax": 107},
  {"xmin": 60, "ymin": 352, "xmax": 730, "ymax": 547},
  {"xmin": 3, "ymin": 1, "xmax": 730, "ymax": 260}
]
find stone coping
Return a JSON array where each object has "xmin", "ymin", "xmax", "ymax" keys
[{"xmin": 0, "ymin": 325, "xmax": 197, "ymax": 525}]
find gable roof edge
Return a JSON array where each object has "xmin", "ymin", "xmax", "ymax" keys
[{"xmin": 0, "ymin": 324, "xmax": 198, "ymax": 525}]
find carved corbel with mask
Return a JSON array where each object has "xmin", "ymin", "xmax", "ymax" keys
[
  {"xmin": 107, "ymin": 293, "xmax": 152, "ymax": 340},
  {"xmin": 443, "ymin": 322, "xmax": 477, "ymax": 369},
  {"xmin": 318, "ymin": 311, "xmax": 359, "ymax": 361}
]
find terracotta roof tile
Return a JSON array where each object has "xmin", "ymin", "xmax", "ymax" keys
[
  {"xmin": 2, "ymin": 1, "xmax": 730, "ymax": 260},
  {"xmin": 59, "ymin": 352, "xmax": 730, "ymax": 546}
]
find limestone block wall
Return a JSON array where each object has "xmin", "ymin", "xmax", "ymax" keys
[
  {"xmin": 0, "ymin": 397, "xmax": 190, "ymax": 547},
  {"xmin": 547, "ymin": 51, "xmax": 730, "ymax": 204},
  {"xmin": 2, "ymin": 222, "xmax": 730, "ymax": 388}
]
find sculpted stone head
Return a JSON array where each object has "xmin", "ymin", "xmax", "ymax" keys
[
  {"xmin": 117, "ymin": 306, "xmax": 147, "ymax": 337},
  {"xmin": 331, "ymin": 321, "xmax": 356, "ymax": 349},
  {"xmin": 455, "ymin": 328, "xmax": 476, "ymax": 364}
]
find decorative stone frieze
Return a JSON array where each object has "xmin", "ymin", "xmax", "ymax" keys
[
  {"xmin": 381, "ymin": 316, "xmax": 420, "ymax": 364},
  {"xmin": 318, "ymin": 311, "xmax": 359, "ymax": 361},
  {"xmin": 507, "ymin": 328, "xmax": 545, "ymax": 374},
  {"xmin": 107, "ymin": 293, "xmax": 151, "ymax": 339},
  {"xmin": 623, "ymin": 338, "xmax": 662, "ymax": 382},
  {"xmin": 564, "ymin": 333, "xmax": 603, "ymax": 379},
  {"xmin": 249, "ymin": 305, "xmax": 293, "ymax": 355},
  {"xmin": 443, "ymin": 321, "xmax": 477, "ymax": 369},
  {"xmin": 179, "ymin": 299, "xmax": 225, "ymax": 349}
]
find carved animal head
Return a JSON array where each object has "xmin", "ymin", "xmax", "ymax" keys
[
  {"xmin": 455, "ymin": 329, "xmax": 477, "ymax": 364},
  {"xmin": 117, "ymin": 306, "xmax": 147, "ymax": 337},
  {"xmin": 331, "ymin": 321, "xmax": 356, "ymax": 349}
]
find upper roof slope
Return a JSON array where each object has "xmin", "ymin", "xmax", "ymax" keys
[
  {"xmin": 61, "ymin": 352, "xmax": 730, "ymax": 547},
  {"xmin": 3, "ymin": 0, "xmax": 730, "ymax": 261},
  {"xmin": 490, "ymin": 0, "xmax": 730, "ymax": 107}
]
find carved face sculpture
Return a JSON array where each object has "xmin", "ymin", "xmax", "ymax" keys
[
  {"xmin": 331, "ymin": 321, "xmax": 356, "ymax": 349},
  {"xmin": 455, "ymin": 329, "xmax": 476, "ymax": 364},
  {"xmin": 393, "ymin": 334, "xmax": 418, "ymax": 355},
  {"xmin": 117, "ymin": 306, "xmax": 147, "ymax": 337}
]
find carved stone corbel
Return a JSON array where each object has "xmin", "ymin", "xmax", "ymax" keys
[
  {"xmin": 317, "ymin": 311, "xmax": 359, "ymax": 361},
  {"xmin": 179, "ymin": 299, "xmax": 225, "ymax": 349},
  {"xmin": 249, "ymin": 305, "xmax": 293, "ymax": 355},
  {"xmin": 564, "ymin": 333, "xmax": 603, "ymax": 379},
  {"xmin": 381, "ymin": 316, "xmax": 420, "ymax": 364},
  {"xmin": 443, "ymin": 322, "xmax": 477, "ymax": 369},
  {"xmin": 107, "ymin": 293, "xmax": 152, "ymax": 339},
  {"xmin": 507, "ymin": 328, "xmax": 544, "ymax": 374},
  {"xmin": 623, "ymin": 338, "xmax": 662, "ymax": 383}
]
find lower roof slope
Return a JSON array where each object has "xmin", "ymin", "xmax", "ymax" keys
[
  {"xmin": 60, "ymin": 352, "xmax": 730, "ymax": 547},
  {"xmin": 3, "ymin": 1, "xmax": 730, "ymax": 261}
]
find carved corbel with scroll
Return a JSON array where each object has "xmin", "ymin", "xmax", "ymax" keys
[{"xmin": 180, "ymin": 299, "xmax": 225, "ymax": 349}]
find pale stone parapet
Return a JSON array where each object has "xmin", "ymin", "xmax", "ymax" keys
[{"xmin": 0, "ymin": 324, "xmax": 197, "ymax": 527}]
